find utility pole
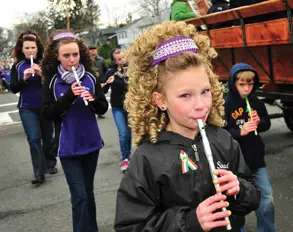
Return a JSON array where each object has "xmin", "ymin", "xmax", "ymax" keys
[{"xmin": 66, "ymin": 0, "xmax": 71, "ymax": 30}]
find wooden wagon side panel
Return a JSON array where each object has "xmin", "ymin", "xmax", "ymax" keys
[
  {"xmin": 207, "ymin": 18, "xmax": 290, "ymax": 49},
  {"xmin": 234, "ymin": 47, "xmax": 271, "ymax": 83},
  {"xmin": 213, "ymin": 47, "xmax": 271, "ymax": 83},
  {"xmin": 188, "ymin": 0, "xmax": 293, "ymax": 86},
  {"xmin": 272, "ymin": 45, "xmax": 293, "ymax": 84},
  {"xmin": 246, "ymin": 18, "xmax": 290, "ymax": 46},
  {"xmin": 209, "ymin": 26, "xmax": 243, "ymax": 48},
  {"xmin": 187, "ymin": 0, "xmax": 292, "ymax": 26},
  {"xmin": 212, "ymin": 49, "xmax": 232, "ymax": 80},
  {"xmin": 214, "ymin": 45, "xmax": 293, "ymax": 85}
]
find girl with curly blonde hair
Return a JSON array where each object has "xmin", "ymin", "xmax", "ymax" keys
[{"xmin": 115, "ymin": 21, "xmax": 260, "ymax": 232}]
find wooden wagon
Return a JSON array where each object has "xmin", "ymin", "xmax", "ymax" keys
[{"xmin": 187, "ymin": 0, "xmax": 293, "ymax": 131}]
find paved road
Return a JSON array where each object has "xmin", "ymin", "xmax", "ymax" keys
[
  {"xmin": 0, "ymin": 92, "xmax": 19, "ymax": 125},
  {"xmin": 0, "ymin": 92, "xmax": 292, "ymax": 232}
]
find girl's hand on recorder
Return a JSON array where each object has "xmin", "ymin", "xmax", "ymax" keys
[
  {"xmin": 71, "ymin": 82, "xmax": 84, "ymax": 96},
  {"xmin": 32, "ymin": 64, "xmax": 42, "ymax": 77},
  {"xmin": 240, "ymin": 121, "xmax": 257, "ymax": 136},
  {"xmin": 196, "ymin": 194, "xmax": 231, "ymax": 231},
  {"xmin": 81, "ymin": 90, "xmax": 94, "ymax": 102},
  {"xmin": 23, "ymin": 68, "xmax": 35, "ymax": 81},
  {"xmin": 213, "ymin": 169, "xmax": 240, "ymax": 196},
  {"xmin": 106, "ymin": 75, "xmax": 114, "ymax": 84}
]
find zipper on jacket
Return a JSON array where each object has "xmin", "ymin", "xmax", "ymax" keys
[{"xmin": 192, "ymin": 144, "xmax": 200, "ymax": 161}]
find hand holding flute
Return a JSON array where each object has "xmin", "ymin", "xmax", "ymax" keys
[
  {"xmin": 101, "ymin": 75, "xmax": 115, "ymax": 87},
  {"xmin": 196, "ymin": 119, "xmax": 240, "ymax": 231},
  {"xmin": 71, "ymin": 66, "xmax": 88, "ymax": 106},
  {"xmin": 30, "ymin": 55, "xmax": 35, "ymax": 77},
  {"xmin": 245, "ymin": 96, "xmax": 258, "ymax": 135}
]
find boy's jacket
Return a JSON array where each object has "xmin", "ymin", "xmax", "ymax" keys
[{"xmin": 224, "ymin": 63, "xmax": 271, "ymax": 170}]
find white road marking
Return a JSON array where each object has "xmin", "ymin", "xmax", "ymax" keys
[
  {"xmin": 0, "ymin": 112, "xmax": 14, "ymax": 125},
  {"xmin": 1, "ymin": 110, "xmax": 19, "ymax": 114},
  {"xmin": 0, "ymin": 93, "xmax": 111, "ymax": 126},
  {"xmin": 0, "ymin": 102, "xmax": 18, "ymax": 107}
]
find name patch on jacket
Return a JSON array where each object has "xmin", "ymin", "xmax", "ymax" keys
[{"xmin": 216, "ymin": 161, "xmax": 229, "ymax": 169}]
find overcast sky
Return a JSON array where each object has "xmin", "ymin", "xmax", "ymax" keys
[{"xmin": 0, "ymin": 0, "xmax": 137, "ymax": 29}]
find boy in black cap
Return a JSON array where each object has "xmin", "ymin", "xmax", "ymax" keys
[
  {"xmin": 89, "ymin": 41, "xmax": 108, "ymax": 119},
  {"xmin": 88, "ymin": 40, "xmax": 108, "ymax": 83}
]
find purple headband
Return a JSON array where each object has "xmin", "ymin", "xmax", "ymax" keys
[
  {"xmin": 23, "ymin": 34, "xmax": 36, "ymax": 39},
  {"xmin": 53, "ymin": 32, "xmax": 75, "ymax": 41},
  {"xmin": 151, "ymin": 36, "xmax": 199, "ymax": 67}
]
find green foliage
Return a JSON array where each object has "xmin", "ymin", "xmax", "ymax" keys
[
  {"xmin": 104, "ymin": 58, "xmax": 112, "ymax": 66},
  {"xmin": 99, "ymin": 43, "xmax": 116, "ymax": 60},
  {"xmin": 84, "ymin": 0, "xmax": 101, "ymax": 29}
]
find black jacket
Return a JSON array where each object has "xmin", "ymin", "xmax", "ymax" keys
[
  {"xmin": 42, "ymin": 71, "xmax": 108, "ymax": 121},
  {"xmin": 224, "ymin": 63, "xmax": 271, "ymax": 170},
  {"xmin": 10, "ymin": 60, "xmax": 43, "ymax": 109},
  {"xmin": 103, "ymin": 67, "xmax": 128, "ymax": 108},
  {"xmin": 93, "ymin": 55, "xmax": 108, "ymax": 82},
  {"xmin": 115, "ymin": 127, "xmax": 260, "ymax": 232},
  {"xmin": 41, "ymin": 71, "xmax": 108, "ymax": 157}
]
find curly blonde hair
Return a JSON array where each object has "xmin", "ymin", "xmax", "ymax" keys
[{"xmin": 125, "ymin": 21, "xmax": 225, "ymax": 146}]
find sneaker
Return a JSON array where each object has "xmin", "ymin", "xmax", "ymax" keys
[{"xmin": 120, "ymin": 159, "xmax": 129, "ymax": 172}]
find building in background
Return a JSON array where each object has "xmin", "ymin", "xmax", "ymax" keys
[
  {"xmin": 98, "ymin": 27, "xmax": 119, "ymax": 47},
  {"xmin": 116, "ymin": 7, "xmax": 171, "ymax": 49}
]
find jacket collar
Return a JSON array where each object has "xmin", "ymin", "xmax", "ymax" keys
[{"xmin": 142, "ymin": 125, "xmax": 217, "ymax": 146}]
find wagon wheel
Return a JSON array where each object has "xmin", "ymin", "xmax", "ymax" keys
[{"xmin": 283, "ymin": 109, "xmax": 293, "ymax": 132}]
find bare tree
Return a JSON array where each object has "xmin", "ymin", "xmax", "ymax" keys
[
  {"xmin": 13, "ymin": 11, "xmax": 51, "ymax": 43},
  {"xmin": 137, "ymin": 0, "xmax": 169, "ymax": 17}
]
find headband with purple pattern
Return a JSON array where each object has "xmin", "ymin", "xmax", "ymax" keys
[
  {"xmin": 53, "ymin": 32, "xmax": 75, "ymax": 41},
  {"xmin": 151, "ymin": 36, "xmax": 199, "ymax": 67},
  {"xmin": 23, "ymin": 34, "xmax": 36, "ymax": 39}
]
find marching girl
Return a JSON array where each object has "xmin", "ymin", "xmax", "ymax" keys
[
  {"xmin": 41, "ymin": 30, "xmax": 108, "ymax": 232},
  {"xmin": 10, "ymin": 30, "xmax": 47, "ymax": 185},
  {"xmin": 103, "ymin": 49, "xmax": 131, "ymax": 172},
  {"xmin": 114, "ymin": 21, "xmax": 260, "ymax": 232}
]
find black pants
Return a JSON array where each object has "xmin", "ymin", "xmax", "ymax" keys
[{"xmin": 41, "ymin": 118, "xmax": 58, "ymax": 168}]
